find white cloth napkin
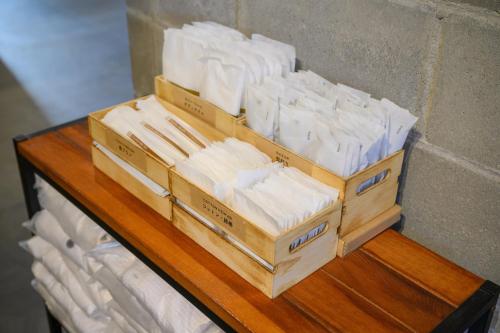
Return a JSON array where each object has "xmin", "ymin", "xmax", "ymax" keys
[
  {"xmin": 246, "ymin": 70, "xmax": 418, "ymax": 179},
  {"xmin": 177, "ymin": 138, "xmax": 339, "ymax": 236},
  {"xmin": 162, "ymin": 22, "xmax": 296, "ymax": 116}
]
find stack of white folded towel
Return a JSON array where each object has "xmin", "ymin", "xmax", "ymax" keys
[
  {"xmin": 21, "ymin": 176, "xmax": 223, "ymax": 333},
  {"xmin": 176, "ymin": 138, "xmax": 339, "ymax": 236},
  {"xmin": 163, "ymin": 21, "xmax": 295, "ymax": 116}
]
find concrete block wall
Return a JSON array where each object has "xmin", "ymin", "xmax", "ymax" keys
[{"xmin": 124, "ymin": 0, "xmax": 500, "ymax": 284}]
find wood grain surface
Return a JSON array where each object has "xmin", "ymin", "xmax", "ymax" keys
[{"xmin": 17, "ymin": 120, "xmax": 484, "ymax": 333}]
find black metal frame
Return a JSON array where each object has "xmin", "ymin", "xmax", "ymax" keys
[
  {"xmin": 13, "ymin": 119, "xmax": 499, "ymax": 333},
  {"xmin": 432, "ymin": 280, "xmax": 499, "ymax": 333}
]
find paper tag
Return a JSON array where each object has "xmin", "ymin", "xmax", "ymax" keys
[
  {"xmin": 105, "ymin": 129, "xmax": 147, "ymax": 173},
  {"xmin": 275, "ymin": 149, "xmax": 291, "ymax": 167},
  {"xmin": 272, "ymin": 148, "xmax": 313, "ymax": 174},
  {"xmin": 191, "ymin": 188, "xmax": 245, "ymax": 238},
  {"xmin": 171, "ymin": 86, "xmax": 216, "ymax": 126}
]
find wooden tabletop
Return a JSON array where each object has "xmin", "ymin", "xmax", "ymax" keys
[{"xmin": 16, "ymin": 120, "xmax": 486, "ymax": 333}]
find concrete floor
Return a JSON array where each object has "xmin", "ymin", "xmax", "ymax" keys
[{"xmin": 0, "ymin": 0, "xmax": 133, "ymax": 331}]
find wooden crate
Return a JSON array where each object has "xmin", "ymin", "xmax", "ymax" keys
[
  {"xmin": 170, "ymin": 168, "xmax": 342, "ymax": 266},
  {"xmin": 88, "ymin": 98, "xmax": 171, "ymax": 189},
  {"xmin": 88, "ymin": 95, "xmax": 227, "ymax": 192},
  {"xmin": 235, "ymin": 121, "xmax": 404, "ymax": 236},
  {"xmin": 155, "ymin": 75, "xmax": 243, "ymax": 136},
  {"xmin": 91, "ymin": 145, "xmax": 172, "ymax": 220},
  {"xmin": 172, "ymin": 200, "xmax": 340, "ymax": 298}
]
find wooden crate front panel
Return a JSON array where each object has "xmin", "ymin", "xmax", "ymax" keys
[
  {"xmin": 172, "ymin": 205, "xmax": 338, "ymax": 298},
  {"xmin": 155, "ymin": 75, "xmax": 243, "ymax": 136},
  {"xmin": 173, "ymin": 205, "xmax": 274, "ymax": 296},
  {"xmin": 274, "ymin": 200, "xmax": 341, "ymax": 264},
  {"xmin": 272, "ymin": 224, "xmax": 338, "ymax": 298},
  {"xmin": 343, "ymin": 150, "xmax": 404, "ymax": 201},
  {"xmin": 340, "ymin": 180, "xmax": 399, "ymax": 236},
  {"xmin": 91, "ymin": 146, "xmax": 172, "ymax": 220},
  {"xmin": 170, "ymin": 168, "xmax": 276, "ymax": 264},
  {"xmin": 170, "ymin": 168, "xmax": 341, "ymax": 266}
]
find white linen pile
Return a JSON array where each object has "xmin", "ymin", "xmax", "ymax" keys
[
  {"xmin": 163, "ymin": 21, "xmax": 295, "ymax": 116},
  {"xmin": 246, "ymin": 70, "xmax": 418, "ymax": 179},
  {"xmin": 176, "ymin": 138, "xmax": 339, "ymax": 236},
  {"xmin": 102, "ymin": 95, "xmax": 211, "ymax": 166},
  {"xmin": 21, "ymin": 176, "xmax": 223, "ymax": 333}
]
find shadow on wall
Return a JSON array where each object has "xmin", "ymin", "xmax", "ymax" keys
[{"xmin": 393, "ymin": 128, "xmax": 422, "ymax": 232}]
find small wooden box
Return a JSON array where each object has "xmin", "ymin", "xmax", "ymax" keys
[
  {"xmin": 155, "ymin": 75, "xmax": 244, "ymax": 136},
  {"xmin": 235, "ymin": 121, "xmax": 404, "ymax": 237},
  {"xmin": 91, "ymin": 145, "xmax": 172, "ymax": 220},
  {"xmin": 170, "ymin": 175, "xmax": 342, "ymax": 298},
  {"xmin": 88, "ymin": 95, "xmax": 227, "ymax": 193}
]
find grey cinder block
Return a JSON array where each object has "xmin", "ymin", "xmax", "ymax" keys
[
  {"xmin": 126, "ymin": 0, "xmax": 159, "ymax": 16},
  {"xmin": 154, "ymin": 0, "xmax": 237, "ymax": 28},
  {"xmin": 446, "ymin": 0, "xmax": 499, "ymax": 12},
  {"xmin": 238, "ymin": 0, "xmax": 435, "ymax": 121},
  {"xmin": 427, "ymin": 11, "xmax": 500, "ymax": 170},
  {"xmin": 126, "ymin": 10, "xmax": 163, "ymax": 96},
  {"xmin": 401, "ymin": 142, "xmax": 500, "ymax": 283}
]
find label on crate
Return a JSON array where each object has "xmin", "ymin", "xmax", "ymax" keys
[
  {"xmin": 105, "ymin": 129, "xmax": 147, "ymax": 173},
  {"xmin": 191, "ymin": 188, "xmax": 245, "ymax": 238},
  {"xmin": 275, "ymin": 149, "xmax": 313, "ymax": 173},
  {"xmin": 182, "ymin": 96, "xmax": 215, "ymax": 125},
  {"xmin": 169, "ymin": 84, "xmax": 216, "ymax": 126},
  {"xmin": 254, "ymin": 141, "xmax": 314, "ymax": 174}
]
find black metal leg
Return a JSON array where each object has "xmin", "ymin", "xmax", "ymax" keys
[
  {"xmin": 432, "ymin": 280, "xmax": 500, "ymax": 333},
  {"xmin": 469, "ymin": 305, "xmax": 496, "ymax": 333},
  {"xmin": 45, "ymin": 306, "xmax": 63, "ymax": 333},
  {"xmin": 15, "ymin": 137, "xmax": 65, "ymax": 332},
  {"xmin": 13, "ymin": 135, "xmax": 41, "ymax": 218}
]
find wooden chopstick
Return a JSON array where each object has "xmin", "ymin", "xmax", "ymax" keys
[
  {"xmin": 142, "ymin": 122, "xmax": 189, "ymax": 157},
  {"xmin": 126, "ymin": 131, "xmax": 168, "ymax": 164},
  {"xmin": 167, "ymin": 118, "xmax": 206, "ymax": 149}
]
